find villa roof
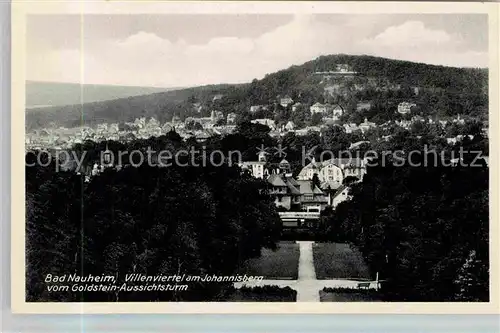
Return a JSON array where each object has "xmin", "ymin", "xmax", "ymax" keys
[
  {"xmin": 284, "ymin": 179, "xmax": 301, "ymax": 195},
  {"xmin": 286, "ymin": 177, "xmax": 299, "ymax": 187},
  {"xmin": 295, "ymin": 180, "xmax": 324, "ymax": 195},
  {"xmin": 322, "ymin": 157, "xmax": 363, "ymax": 168},
  {"xmin": 239, "ymin": 161, "xmax": 266, "ymax": 166},
  {"xmin": 313, "ymin": 186, "xmax": 324, "ymax": 195},
  {"xmin": 320, "ymin": 180, "xmax": 342, "ymax": 191},
  {"xmin": 268, "ymin": 174, "xmax": 287, "ymax": 187},
  {"xmin": 302, "ymin": 157, "xmax": 363, "ymax": 170},
  {"xmin": 333, "ymin": 184, "xmax": 349, "ymax": 198},
  {"xmin": 349, "ymin": 141, "xmax": 370, "ymax": 150}
]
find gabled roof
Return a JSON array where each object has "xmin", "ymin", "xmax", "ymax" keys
[
  {"xmin": 240, "ymin": 161, "xmax": 266, "ymax": 166},
  {"xmin": 286, "ymin": 177, "xmax": 299, "ymax": 186},
  {"xmin": 302, "ymin": 161, "xmax": 322, "ymax": 170},
  {"xmin": 295, "ymin": 180, "xmax": 313, "ymax": 194},
  {"xmin": 295, "ymin": 180, "xmax": 324, "ymax": 195},
  {"xmin": 349, "ymin": 141, "xmax": 370, "ymax": 150},
  {"xmin": 321, "ymin": 180, "xmax": 342, "ymax": 190},
  {"xmin": 321, "ymin": 157, "xmax": 363, "ymax": 168},
  {"xmin": 313, "ymin": 186, "xmax": 324, "ymax": 195},
  {"xmin": 268, "ymin": 174, "xmax": 287, "ymax": 187},
  {"xmin": 284, "ymin": 179, "xmax": 301, "ymax": 195},
  {"xmin": 333, "ymin": 184, "xmax": 349, "ymax": 198}
]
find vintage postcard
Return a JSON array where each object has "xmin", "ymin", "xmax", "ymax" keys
[{"xmin": 11, "ymin": 1, "xmax": 500, "ymax": 314}]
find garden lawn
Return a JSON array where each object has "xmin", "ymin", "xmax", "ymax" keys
[
  {"xmin": 236, "ymin": 242, "xmax": 300, "ymax": 279},
  {"xmin": 313, "ymin": 243, "xmax": 370, "ymax": 280}
]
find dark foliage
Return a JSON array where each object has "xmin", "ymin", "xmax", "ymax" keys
[
  {"xmin": 26, "ymin": 135, "xmax": 282, "ymax": 302},
  {"xmin": 321, "ymin": 158, "xmax": 489, "ymax": 301}
]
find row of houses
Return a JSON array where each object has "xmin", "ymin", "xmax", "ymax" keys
[
  {"xmin": 249, "ymin": 117, "xmax": 377, "ymax": 137},
  {"xmin": 253, "ymin": 99, "xmax": 419, "ymax": 117},
  {"xmin": 397, "ymin": 101, "xmax": 417, "ymax": 114},
  {"xmin": 310, "ymin": 103, "xmax": 344, "ymax": 118}
]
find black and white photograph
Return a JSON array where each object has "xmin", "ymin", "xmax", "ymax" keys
[{"xmin": 14, "ymin": 1, "xmax": 497, "ymax": 312}]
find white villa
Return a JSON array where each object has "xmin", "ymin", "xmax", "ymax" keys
[
  {"xmin": 397, "ymin": 102, "xmax": 416, "ymax": 114},
  {"xmin": 239, "ymin": 151, "xmax": 268, "ymax": 179},
  {"xmin": 298, "ymin": 157, "xmax": 367, "ymax": 190},
  {"xmin": 310, "ymin": 102, "xmax": 328, "ymax": 114},
  {"xmin": 358, "ymin": 118, "xmax": 376, "ymax": 133},
  {"xmin": 251, "ymin": 118, "xmax": 276, "ymax": 130}
]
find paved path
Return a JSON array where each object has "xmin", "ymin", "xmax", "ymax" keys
[
  {"xmin": 297, "ymin": 241, "xmax": 316, "ymax": 280},
  {"xmin": 295, "ymin": 241, "xmax": 320, "ymax": 301},
  {"xmin": 234, "ymin": 241, "xmax": 379, "ymax": 302}
]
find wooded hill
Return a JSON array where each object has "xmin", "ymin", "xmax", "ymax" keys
[{"xmin": 26, "ymin": 55, "xmax": 488, "ymax": 130}]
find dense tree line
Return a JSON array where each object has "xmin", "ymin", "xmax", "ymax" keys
[
  {"xmin": 320, "ymin": 155, "xmax": 489, "ymax": 301},
  {"xmin": 26, "ymin": 113, "xmax": 490, "ymax": 303},
  {"xmin": 26, "ymin": 134, "xmax": 281, "ymax": 302}
]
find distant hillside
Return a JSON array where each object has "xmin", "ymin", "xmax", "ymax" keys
[
  {"xmin": 26, "ymin": 55, "xmax": 488, "ymax": 130},
  {"xmin": 26, "ymin": 81, "xmax": 180, "ymax": 109}
]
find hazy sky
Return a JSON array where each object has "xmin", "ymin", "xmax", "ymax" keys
[{"xmin": 27, "ymin": 14, "xmax": 488, "ymax": 88}]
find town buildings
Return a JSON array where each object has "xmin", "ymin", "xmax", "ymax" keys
[
  {"xmin": 212, "ymin": 94, "xmax": 224, "ymax": 102},
  {"xmin": 291, "ymin": 102, "xmax": 302, "ymax": 112},
  {"xmin": 313, "ymin": 64, "xmax": 358, "ymax": 79},
  {"xmin": 267, "ymin": 171, "xmax": 329, "ymax": 212},
  {"xmin": 358, "ymin": 118, "xmax": 377, "ymax": 133},
  {"xmin": 330, "ymin": 184, "xmax": 352, "ymax": 208},
  {"xmin": 284, "ymin": 121, "xmax": 295, "ymax": 131},
  {"xmin": 280, "ymin": 96, "xmax": 294, "ymax": 108},
  {"xmin": 332, "ymin": 105, "xmax": 344, "ymax": 118},
  {"xmin": 298, "ymin": 157, "xmax": 367, "ymax": 190},
  {"xmin": 239, "ymin": 151, "xmax": 268, "ymax": 179},
  {"xmin": 310, "ymin": 102, "xmax": 329, "ymax": 115},
  {"xmin": 343, "ymin": 123, "xmax": 359, "ymax": 134},
  {"xmin": 227, "ymin": 112, "xmax": 237, "ymax": 124},
  {"xmin": 239, "ymin": 152, "xmax": 330, "ymax": 212},
  {"xmin": 294, "ymin": 126, "xmax": 322, "ymax": 136},
  {"xmin": 251, "ymin": 118, "xmax": 276, "ymax": 130},
  {"xmin": 398, "ymin": 101, "xmax": 416, "ymax": 115},
  {"xmin": 250, "ymin": 105, "xmax": 265, "ymax": 113},
  {"xmin": 356, "ymin": 101, "xmax": 372, "ymax": 112}
]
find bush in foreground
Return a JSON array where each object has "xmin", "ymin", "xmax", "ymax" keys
[
  {"xmin": 320, "ymin": 287, "xmax": 383, "ymax": 302},
  {"xmin": 218, "ymin": 286, "xmax": 297, "ymax": 302}
]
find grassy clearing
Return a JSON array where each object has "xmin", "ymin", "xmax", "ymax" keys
[
  {"xmin": 319, "ymin": 288, "xmax": 383, "ymax": 302},
  {"xmin": 236, "ymin": 242, "xmax": 300, "ymax": 279},
  {"xmin": 319, "ymin": 290, "xmax": 382, "ymax": 302},
  {"xmin": 312, "ymin": 243, "xmax": 370, "ymax": 280}
]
